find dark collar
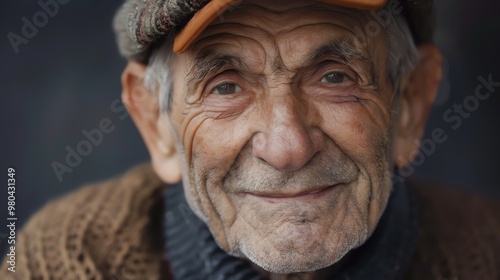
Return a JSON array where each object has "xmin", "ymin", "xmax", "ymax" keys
[{"xmin": 163, "ymin": 181, "xmax": 417, "ymax": 280}]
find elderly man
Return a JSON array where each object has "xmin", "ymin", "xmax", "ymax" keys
[{"xmin": 2, "ymin": 0, "xmax": 499, "ymax": 279}]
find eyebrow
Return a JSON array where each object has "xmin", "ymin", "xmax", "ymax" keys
[
  {"xmin": 185, "ymin": 37, "xmax": 375, "ymax": 93},
  {"xmin": 307, "ymin": 37, "xmax": 375, "ymax": 84},
  {"xmin": 186, "ymin": 49, "xmax": 247, "ymax": 94}
]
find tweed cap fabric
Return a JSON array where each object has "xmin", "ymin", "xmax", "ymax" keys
[
  {"xmin": 113, "ymin": 0, "xmax": 210, "ymax": 63},
  {"xmin": 113, "ymin": 0, "xmax": 434, "ymax": 63}
]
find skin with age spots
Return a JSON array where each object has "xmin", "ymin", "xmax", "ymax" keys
[
  {"xmin": 122, "ymin": 0, "xmax": 442, "ymax": 279},
  {"xmin": 168, "ymin": 1, "xmax": 395, "ymax": 278}
]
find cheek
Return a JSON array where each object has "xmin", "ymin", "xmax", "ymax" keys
[
  {"xmin": 193, "ymin": 122, "xmax": 237, "ymax": 179},
  {"xmin": 187, "ymin": 113, "xmax": 253, "ymax": 185},
  {"xmin": 317, "ymin": 99, "xmax": 394, "ymax": 229},
  {"xmin": 318, "ymin": 100, "xmax": 390, "ymax": 162},
  {"xmin": 319, "ymin": 98, "xmax": 392, "ymax": 204},
  {"xmin": 182, "ymin": 114, "xmax": 256, "ymax": 249},
  {"xmin": 181, "ymin": 93, "xmax": 255, "ymax": 174}
]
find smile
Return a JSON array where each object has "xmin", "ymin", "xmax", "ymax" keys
[{"xmin": 244, "ymin": 185, "xmax": 338, "ymax": 202}]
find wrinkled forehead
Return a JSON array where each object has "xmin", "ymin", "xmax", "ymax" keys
[
  {"xmin": 205, "ymin": 0, "xmax": 371, "ymax": 35},
  {"xmin": 187, "ymin": 0, "xmax": 386, "ymax": 65}
]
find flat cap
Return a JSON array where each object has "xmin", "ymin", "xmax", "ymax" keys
[{"xmin": 113, "ymin": 0, "xmax": 434, "ymax": 64}]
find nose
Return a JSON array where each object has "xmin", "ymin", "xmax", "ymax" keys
[{"xmin": 252, "ymin": 95, "xmax": 322, "ymax": 172}]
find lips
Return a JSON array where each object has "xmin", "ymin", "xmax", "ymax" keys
[{"xmin": 246, "ymin": 185, "xmax": 335, "ymax": 199}]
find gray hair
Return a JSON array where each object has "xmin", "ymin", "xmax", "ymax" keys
[
  {"xmin": 144, "ymin": 8, "xmax": 419, "ymax": 113},
  {"xmin": 144, "ymin": 38, "xmax": 175, "ymax": 113}
]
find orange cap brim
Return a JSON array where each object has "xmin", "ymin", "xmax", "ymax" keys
[{"xmin": 173, "ymin": 0, "xmax": 388, "ymax": 54}]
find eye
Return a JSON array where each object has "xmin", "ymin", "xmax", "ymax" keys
[
  {"xmin": 320, "ymin": 71, "xmax": 348, "ymax": 84},
  {"xmin": 212, "ymin": 83, "xmax": 242, "ymax": 95}
]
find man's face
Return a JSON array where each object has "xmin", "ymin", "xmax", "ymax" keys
[{"xmin": 169, "ymin": 0, "xmax": 396, "ymax": 273}]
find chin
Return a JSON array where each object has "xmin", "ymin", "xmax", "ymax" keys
[
  {"xmin": 241, "ymin": 243, "xmax": 349, "ymax": 274},
  {"xmin": 235, "ymin": 222, "xmax": 368, "ymax": 274}
]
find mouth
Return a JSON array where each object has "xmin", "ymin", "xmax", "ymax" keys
[{"xmin": 244, "ymin": 185, "xmax": 338, "ymax": 202}]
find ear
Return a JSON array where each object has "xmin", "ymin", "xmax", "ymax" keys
[
  {"xmin": 394, "ymin": 44, "xmax": 442, "ymax": 167},
  {"xmin": 121, "ymin": 61, "xmax": 182, "ymax": 183}
]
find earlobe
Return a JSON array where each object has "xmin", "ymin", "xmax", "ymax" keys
[
  {"xmin": 121, "ymin": 61, "xmax": 182, "ymax": 183},
  {"xmin": 394, "ymin": 44, "xmax": 442, "ymax": 167},
  {"xmin": 155, "ymin": 114, "xmax": 182, "ymax": 183}
]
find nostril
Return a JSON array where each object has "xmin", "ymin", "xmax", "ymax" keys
[{"xmin": 257, "ymin": 157, "xmax": 267, "ymax": 164}]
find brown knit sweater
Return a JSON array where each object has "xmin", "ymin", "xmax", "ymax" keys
[{"xmin": 1, "ymin": 164, "xmax": 499, "ymax": 279}]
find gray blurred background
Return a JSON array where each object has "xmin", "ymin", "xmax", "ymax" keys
[{"xmin": 1, "ymin": 0, "xmax": 499, "ymax": 256}]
